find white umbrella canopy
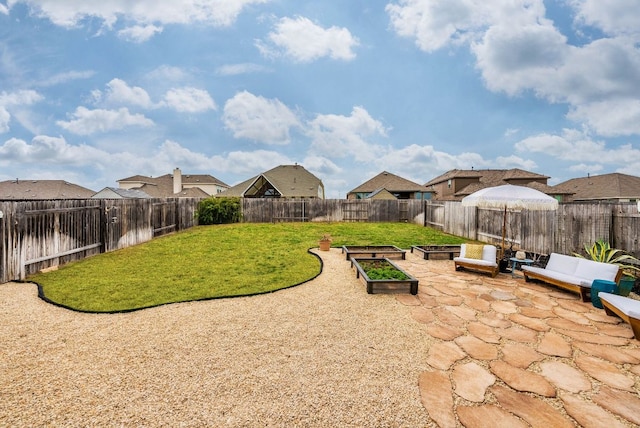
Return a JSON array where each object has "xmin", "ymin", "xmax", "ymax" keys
[
  {"xmin": 461, "ymin": 184, "xmax": 558, "ymax": 211},
  {"xmin": 461, "ymin": 184, "xmax": 559, "ymax": 258}
]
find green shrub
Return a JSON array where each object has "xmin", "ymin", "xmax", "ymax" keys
[{"xmin": 196, "ymin": 197, "xmax": 241, "ymax": 224}]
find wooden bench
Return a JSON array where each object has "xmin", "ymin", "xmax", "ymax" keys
[
  {"xmin": 453, "ymin": 244, "xmax": 499, "ymax": 278},
  {"xmin": 522, "ymin": 253, "xmax": 621, "ymax": 302}
]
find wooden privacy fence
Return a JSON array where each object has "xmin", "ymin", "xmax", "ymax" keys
[
  {"xmin": 2, "ymin": 197, "xmax": 639, "ymax": 283},
  {"xmin": 241, "ymin": 198, "xmax": 425, "ymax": 223},
  {"xmin": 242, "ymin": 198, "xmax": 640, "ymax": 258},
  {"xmin": 0, "ymin": 198, "xmax": 201, "ymax": 283}
]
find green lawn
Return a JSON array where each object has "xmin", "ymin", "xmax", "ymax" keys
[{"xmin": 29, "ymin": 222, "xmax": 466, "ymax": 312}]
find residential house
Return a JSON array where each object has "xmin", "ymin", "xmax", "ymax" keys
[
  {"xmin": 117, "ymin": 168, "xmax": 229, "ymax": 198},
  {"xmin": 92, "ymin": 187, "xmax": 152, "ymax": 199},
  {"xmin": 552, "ymin": 172, "xmax": 640, "ymax": 202},
  {"xmin": 424, "ymin": 168, "xmax": 559, "ymax": 201},
  {"xmin": 221, "ymin": 164, "xmax": 325, "ymax": 199},
  {"xmin": 0, "ymin": 179, "xmax": 95, "ymax": 200},
  {"xmin": 347, "ymin": 171, "xmax": 432, "ymax": 200}
]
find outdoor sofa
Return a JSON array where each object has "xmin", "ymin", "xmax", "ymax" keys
[
  {"xmin": 454, "ymin": 244, "xmax": 499, "ymax": 277},
  {"xmin": 598, "ymin": 292, "xmax": 640, "ymax": 340},
  {"xmin": 521, "ymin": 253, "xmax": 621, "ymax": 301}
]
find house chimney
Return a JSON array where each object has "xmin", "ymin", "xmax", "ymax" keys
[{"xmin": 173, "ymin": 168, "xmax": 182, "ymax": 194}]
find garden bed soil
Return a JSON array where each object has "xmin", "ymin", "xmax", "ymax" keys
[
  {"xmin": 350, "ymin": 257, "xmax": 418, "ymax": 295},
  {"xmin": 342, "ymin": 245, "xmax": 406, "ymax": 261}
]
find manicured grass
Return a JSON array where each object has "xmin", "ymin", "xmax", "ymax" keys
[{"xmin": 29, "ymin": 222, "xmax": 466, "ymax": 312}]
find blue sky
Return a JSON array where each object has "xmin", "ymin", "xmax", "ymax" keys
[{"xmin": 1, "ymin": 0, "xmax": 640, "ymax": 198}]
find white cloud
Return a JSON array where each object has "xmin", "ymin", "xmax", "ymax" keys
[
  {"xmin": 257, "ymin": 16, "xmax": 359, "ymax": 62},
  {"xmin": 0, "ymin": 3, "xmax": 8, "ymax": 14},
  {"xmin": 222, "ymin": 150, "xmax": 293, "ymax": 177},
  {"xmin": 0, "ymin": 135, "xmax": 107, "ymax": 164},
  {"xmin": 0, "ymin": 107, "xmax": 12, "ymax": 133},
  {"xmin": 571, "ymin": 0, "xmax": 640, "ymax": 37},
  {"xmin": 37, "ymin": 70, "xmax": 95, "ymax": 87},
  {"xmin": 307, "ymin": 106, "xmax": 388, "ymax": 161},
  {"xmin": 104, "ymin": 78, "xmax": 154, "ymax": 108},
  {"xmin": 0, "ymin": 89, "xmax": 43, "ymax": 133},
  {"xmin": 386, "ymin": 0, "xmax": 640, "ymax": 138},
  {"xmin": 162, "ymin": 87, "xmax": 217, "ymax": 113},
  {"xmin": 386, "ymin": 0, "xmax": 490, "ymax": 52},
  {"xmin": 0, "ymin": 89, "xmax": 43, "ymax": 106},
  {"xmin": 222, "ymin": 91, "xmax": 300, "ymax": 144},
  {"xmin": 567, "ymin": 99, "xmax": 640, "ymax": 137},
  {"xmin": 56, "ymin": 106, "xmax": 154, "ymax": 135},
  {"xmin": 145, "ymin": 65, "xmax": 190, "ymax": 83},
  {"xmin": 515, "ymin": 128, "xmax": 640, "ymax": 166},
  {"xmin": 215, "ymin": 63, "xmax": 271, "ymax": 76},
  {"xmin": 472, "ymin": 23, "xmax": 568, "ymax": 96},
  {"xmin": 8, "ymin": 0, "xmax": 270, "ymax": 32},
  {"xmin": 117, "ymin": 25, "xmax": 163, "ymax": 43}
]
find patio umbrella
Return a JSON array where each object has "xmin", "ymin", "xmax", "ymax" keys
[{"xmin": 461, "ymin": 184, "xmax": 559, "ymax": 259}]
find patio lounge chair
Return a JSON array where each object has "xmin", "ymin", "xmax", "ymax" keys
[
  {"xmin": 454, "ymin": 244, "xmax": 499, "ymax": 277},
  {"xmin": 598, "ymin": 292, "xmax": 640, "ymax": 340}
]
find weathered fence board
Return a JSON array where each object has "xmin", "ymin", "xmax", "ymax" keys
[{"xmin": 0, "ymin": 198, "xmax": 201, "ymax": 283}]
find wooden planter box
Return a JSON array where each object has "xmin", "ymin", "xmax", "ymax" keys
[
  {"xmin": 351, "ymin": 257, "xmax": 418, "ymax": 295},
  {"xmin": 342, "ymin": 245, "xmax": 406, "ymax": 261},
  {"xmin": 411, "ymin": 245, "xmax": 461, "ymax": 260}
]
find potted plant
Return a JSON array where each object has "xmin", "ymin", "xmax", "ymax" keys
[
  {"xmin": 319, "ymin": 234, "xmax": 332, "ymax": 251},
  {"xmin": 575, "ymin": 240, "xmax": 640, "ymax": 296}
]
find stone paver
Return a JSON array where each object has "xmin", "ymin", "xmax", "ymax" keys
[
  {"xmin": 573, "ymin": 341, "xmax": 640, "ymax": 364},
  {"xmin": 393, "ymin": 255, "xmax": 640, "ymax": 427},
  {"xmin": 418, "ymin": 371, "xmax": 456, "ymax": 428},
  {"xmin": 537, "ymin": 331, "xmax": 573, "ymax": 357},
  {"xmin": 574, "ymin": 354, "xmax": 636, "ymax": 391},
  {"xmin": 561, "ymin": 394, "xmax": 629, "ymax": 428},
  {"xmin": 425, "ymin": 323, "xmax": 464, "ymax": 340},
  {"xmin": 457, "ymin": 405, "xmax": 528, "ymax": 428},
  {"xmin": 501, "ymin": 343, "xmax": 544, "ymax": 368},
  {"xmin": 467, "ymin": 321, "xmax": 501, "ymax": 343},
  {"xmin": 592, "ymin": 386, "xmax": 640, "ymax": 426},
  {"xmin": 509, "ymin": 313, "xmax": 551, "ymax": 332},
  {"xmin": 489, "ymin": 360, "xmax": 556, "ymax": 397},
  {"xmin": 410, "ymin": 307, "xmax": 435, "ymax": 324},
  {"xmin": 452, "ymin": 362, "xmax": 495, "ymax": 402},
  {"xmin": 426, "ymin": 341, "xmax": 467, "ymax": 370},
  {"xmin": 455, "ymin": 335, "xmax": 498, "ymax": 360},
  {"xmin": 491, "ymin": 385, "xmax": 574, "ymax": 428},
  {"xmin": 539, "ymin": 361, "xmax": 591, "ymax": 393}
]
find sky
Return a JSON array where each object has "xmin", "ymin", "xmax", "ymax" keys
[{"xmin": 1, "ymin": 0, "xmax": 640, "ymax": 198}]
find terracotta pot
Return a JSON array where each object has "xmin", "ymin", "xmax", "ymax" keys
[{"xmin": 319, "ymin": 240, "xmax": 331, "ymax": 251}]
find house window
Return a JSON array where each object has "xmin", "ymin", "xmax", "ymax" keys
[{"xmin": 447, "ymin": 179, "xmax": 452, "ymax": 188}]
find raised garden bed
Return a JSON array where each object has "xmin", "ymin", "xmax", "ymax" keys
[
  {"xmin": 342, "ymin": 245, "xmax": 406, "ymax": 261},
  {"xmin": 351, "ymin": 257, "xmax": 418, "ymax": 295},
  {"xmin": 411, "ymin": 244, "xmax": 461, "ymax": 260}
]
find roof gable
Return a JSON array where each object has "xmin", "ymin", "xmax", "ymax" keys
[
  {"xmin": 222, "ymin": 164, "xmax": 324, "ymax": 198},
  {"xmin": 0, "ymin": 179, "xmax": 95, "ymax": 200},
  {"xmin": 553, "ymin": 173, "xmax": 640, "ymax": 200},
  {"xmin": 349, "ymin": 171, "xmax": 430, "ymax": 194}
]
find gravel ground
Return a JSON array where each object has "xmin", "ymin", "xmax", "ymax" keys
[{"xmin": 0, "ymin": 248, "xmax": 433, "ymax": 427}]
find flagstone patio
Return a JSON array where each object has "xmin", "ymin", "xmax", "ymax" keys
[{"xmin": 392, "ymin": 252, "xmax": 640, "ymax": 427}]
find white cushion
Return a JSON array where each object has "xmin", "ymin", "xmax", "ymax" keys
[
  {"xmin": 458, "ymin": 244, "xmax": 497, "ymax": 264},
  {"xmin": 521, "ymin": 266, "xmax": 583, "ymax": 285},
  {"xmin": 576, "ymin": 259, "xmax": 619, "ymax": 282},
  {"xmin": 544, "ymin": 253, "xmax": 580, "ymax": 275},
  {"xmin": 454, "ymin": 257, "xmax": 497, "ymax": 267},
  {"xmin": 481, "ymin": 245, "xmax": 497, "ymax": 262},
  {"xmin": 599, "ymin": 292, "xmax": 640, "ymax": 318}
]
